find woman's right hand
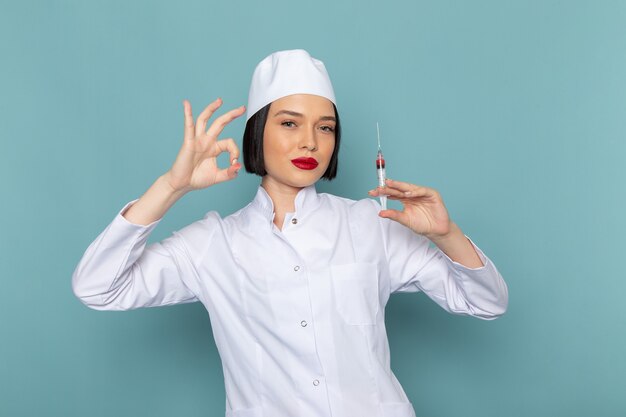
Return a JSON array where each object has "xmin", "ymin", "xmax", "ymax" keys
[{"xmin": 164, "ymin": 98, "xmax": 246, "ymax": 193}]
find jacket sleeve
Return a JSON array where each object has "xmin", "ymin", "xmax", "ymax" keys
[
  {"xmin": 72, "ymin": 200, "xmax": 200, "ymax": 311},
  {"xmin": 382, "ymin": 215, "xmax": 508, "ymax": 320}
]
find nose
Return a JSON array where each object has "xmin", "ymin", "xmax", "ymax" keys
[{"xmin": 298, "ymin": 127, "xmax": 318, "ymax": 152}]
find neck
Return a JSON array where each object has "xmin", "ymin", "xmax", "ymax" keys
[{"xmin": 261, "ymin": 177, "xmax": 304, "ymax": 230}]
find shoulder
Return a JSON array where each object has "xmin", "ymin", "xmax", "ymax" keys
[
  {"xmin": 321, "ymin": 191, "xmax": 380, "ymax": 209},
  {"xmin": 170, "ymin": 206, "xmax": 251, "ymax": 262},
  {"xmin": 173, "ymin": 210, "xmax": 224, "ymax": 246},
  {"xmin": 319, "ymin": 192, "xmax": 382, "ymax": 222}
]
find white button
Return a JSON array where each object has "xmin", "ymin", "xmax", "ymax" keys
[
  {"xmin": 313, "ymin": 379, "xmax": 320, "ymax": 386},
  {"xmin": 291, "ymin": 218, "xmax": 298, "ymax": 225},
  {"xmin": 301, "ymin": 320, "xmax": 307, "ymax": 327},
  {"xmin": 294, "ymin": 266, "xmax": 300, "ymax": 272}
]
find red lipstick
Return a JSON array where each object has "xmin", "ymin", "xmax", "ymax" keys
[{"xmin": 291, "ymin": 157, "xmax": 319, "ymax": 170}]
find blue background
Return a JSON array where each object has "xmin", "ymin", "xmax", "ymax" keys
[{"xmin": 1, "ymin": 1, "xmax": 624, "ymax": 416}]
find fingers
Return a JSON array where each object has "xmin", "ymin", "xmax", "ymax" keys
[
  {"xmin": 384, "ymin": 178, "xmax": 424, "ymax": 193},
  {"xmin": 368, "ymin": 187, "xmax": 404, "ymax": 199},
  {"xmin": 183, "ymin": 100, "xmax": 194, "ymax": 141},
  {"xmin": 369, "ymin": 179, "xmax": 433, "ymax": 199},
  {"xmin": 378, "ymin": 208, "xmax": 410, "ymax": 228},
  {"xmin": 206, "ymin": 105, "xmax": 246, "ymax": 139},
  {"xmin": 210, "ymin": 138, "xmax": 241, "ymax": 185},
  {"xmin": 215, "ymin": 138, "xmax": 240, "ymax": 164},
  {"xmin": 195, "ymin": 98, "xmax": 224, "ymax": 137},
  {"xmin": 183, "ymin": 98, "xmax": 245, "ymax": 143},
  {"xmin": 213, "ymin": 160, "xmax": 242, "ymax": 184}
]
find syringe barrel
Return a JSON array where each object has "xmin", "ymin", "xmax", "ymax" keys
[
  {"xmin": 376, "ymin": 151, "xmax": 386, "ymax": 187},
  {"xmin": 377, "ymin": 167, "xmax": 386, "ymax": 187}
]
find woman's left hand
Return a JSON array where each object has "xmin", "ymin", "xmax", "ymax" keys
[{"xmin": 368, "ymin": 179, "xmax": 452, "ymax": 239}]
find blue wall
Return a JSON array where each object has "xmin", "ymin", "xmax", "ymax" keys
[{"xmin": 1, "ymin": 1, "xmax": 624, "ymax": 416}]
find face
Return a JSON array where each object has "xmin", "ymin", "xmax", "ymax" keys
[{"xmin": 262, "ymin": 94, "xmax": 337, "ymax": 190}]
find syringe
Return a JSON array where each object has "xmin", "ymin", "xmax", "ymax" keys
[{"xmin": 375, "ymin": 122, "xmax": 387, "ymax": 210}]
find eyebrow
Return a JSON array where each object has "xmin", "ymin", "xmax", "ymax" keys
[{"xmin": 273, "ymin": 110, "xmax": 336, "ymax": 122}]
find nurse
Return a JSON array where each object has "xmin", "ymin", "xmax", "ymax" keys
[{"xmin": 73, "ymin": 49, "xmax": 508, "ymax": 417}]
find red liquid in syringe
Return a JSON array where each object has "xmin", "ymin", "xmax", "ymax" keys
[{"xmin": 376, "ymin": 150, "xmax": 386, "ymax": 187}]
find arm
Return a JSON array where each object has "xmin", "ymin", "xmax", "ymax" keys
[
  {"xmin": 72, "ymin": 98, "xmax": 246, "ymax": 310},
  {"xmin": 371, "ymin": 179, "xmax": 508, "ymax": 319},
  {"xmin": 71, "ymin": 198, "xmax": 200, "ymax": 310}
]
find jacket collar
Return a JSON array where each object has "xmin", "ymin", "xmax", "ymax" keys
[{"xmin": 248, "ymin": 184, "xmax": 320, "ymax": 226}]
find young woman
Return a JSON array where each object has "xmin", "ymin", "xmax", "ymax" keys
[{"xmin": 73, "ymin": 49, "xmax": 508, "ymax": 417}]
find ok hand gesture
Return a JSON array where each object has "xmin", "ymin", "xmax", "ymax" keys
[{"xmin": 165, "ymin": 98, "xmax": 246, "ymax": 192}]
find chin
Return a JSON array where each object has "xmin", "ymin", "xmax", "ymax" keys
[
  {"xmin": 264, "ymin": 165, "xmax": 328, "ymax": 188},
  {"xmin": 299, "ymin": 169, "xmax": 327, "ymax": 184},
  {"xmin": 287, "ymin": 177, "xmax": 321, "ymax": 188}
]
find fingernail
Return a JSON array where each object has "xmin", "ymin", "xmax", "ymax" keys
[{"xmin": 232, "ymin": 158, "xmax": 238, "ymax": 165}]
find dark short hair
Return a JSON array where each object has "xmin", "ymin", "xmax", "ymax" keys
[{"xmin": 242, "ymin": 102, "xmax": 341, "ymax": 180}]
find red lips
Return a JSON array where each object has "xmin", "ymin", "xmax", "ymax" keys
[{"xmin": 291, "ymin": 157, "xmax": 319, "ymax": 170}]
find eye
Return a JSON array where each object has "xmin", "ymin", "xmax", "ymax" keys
[
  {"xmin": 320, "ymin": 125, "xmax": 335, "ymax": 133},
  {"xmin": 281, "ymin": 121, "xmax": 296, "ymax": 128}
]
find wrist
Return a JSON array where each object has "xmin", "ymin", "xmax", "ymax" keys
[
  {"xmin": 425, "ymin": 222, "xmax": 484, "ymax": 268},
  {"xmin": 160, "ymin": 172, "xmax": 191, "ymax": 198},
  {"xmin": 122, "ymin": 174, "xmax": 187, "ymax": 226},
  {"xmin": 425, "ymin": 222, "xmax": 461, "ymax": 245}
]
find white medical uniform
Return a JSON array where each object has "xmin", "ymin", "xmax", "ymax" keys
[{"xmin": 72, "ymin": 185, "xmax": 508, "ymax": 417}]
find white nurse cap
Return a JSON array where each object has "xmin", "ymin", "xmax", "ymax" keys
[{"xmin": 245, "ymin": 49, "xmax": 336, "ymax": 122}]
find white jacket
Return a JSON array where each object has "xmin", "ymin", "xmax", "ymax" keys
[{"xmin": 72, "ymin": 185, "xmax": 508, "ymax": 417}]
